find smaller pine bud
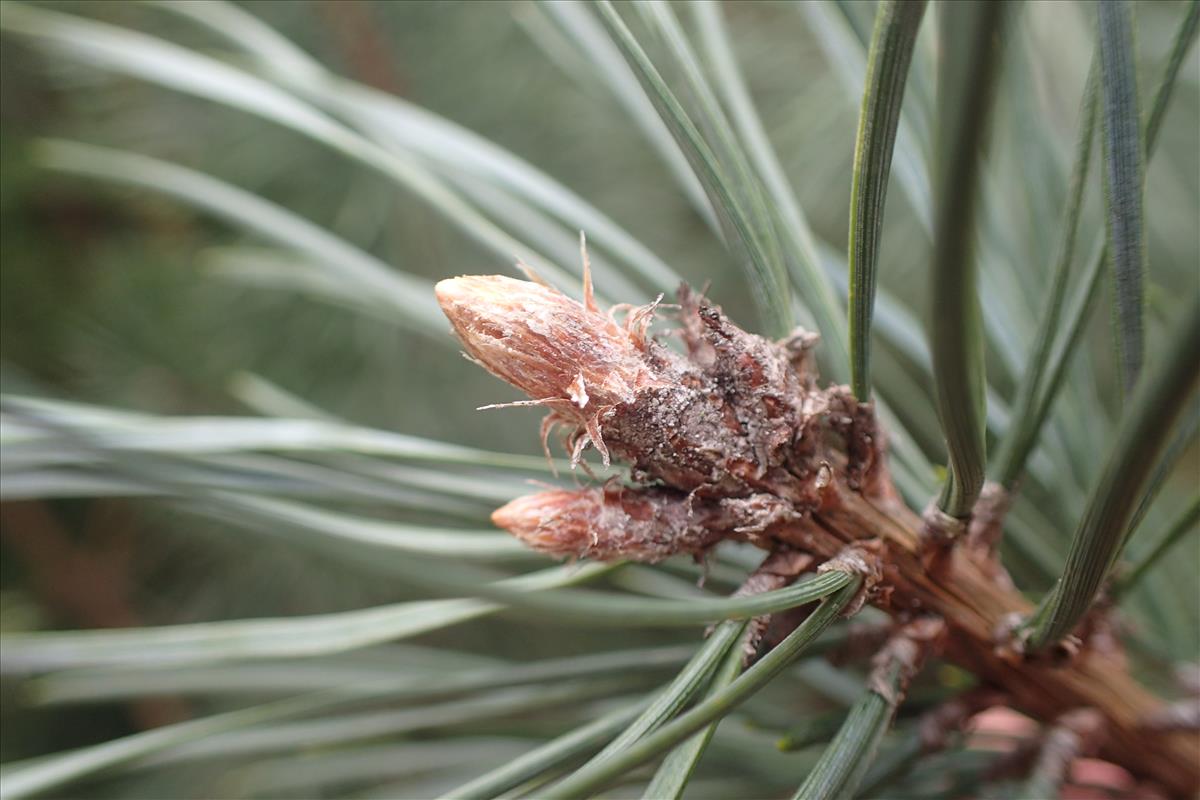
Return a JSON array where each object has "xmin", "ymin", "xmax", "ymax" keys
[{"xmin": 491, "ymin": 485, "xmax": 728, "ymax": 562}]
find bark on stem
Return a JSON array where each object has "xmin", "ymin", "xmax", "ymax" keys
[
  {"xmin": 438, "ymin": 275, "xmax": 1199, "ymax": 796},
  {"xmin": 775, "ymin": 474, "xmax": 1198, "ymax": 796}
]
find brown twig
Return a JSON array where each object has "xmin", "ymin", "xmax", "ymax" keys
[{"xmin": 438, "ymin": 275, "xmax": 1200, "ymax": 795}]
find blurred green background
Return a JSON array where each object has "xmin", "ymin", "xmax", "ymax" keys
[{"xmin": 0, "ymin": 1, "xmax": 1196, "ymax": 797}]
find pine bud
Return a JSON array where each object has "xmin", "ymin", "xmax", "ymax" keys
[
  {"xmin": 435, "ymin": 275, "xmax": 661, "ymax": 420},
  {"xmin": 491, "ymin": 485, "xmax": 728, "ymax": 562}
]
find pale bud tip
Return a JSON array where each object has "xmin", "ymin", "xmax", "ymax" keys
[
  {"xmin": 434, "ymin": 275, "xmax": 511, "ymax": 310},
  {"xmin": 491, "ymin": 491, "xmax": 595, "ymax": 557},
  {"xmin": 433, "ymin": 277, "xmax": 463, "ymax": 305}
]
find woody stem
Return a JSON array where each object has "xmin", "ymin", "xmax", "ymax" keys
[{"xmin": 778, "ymin": 472, "xmax": 1198, "ymax": 795}]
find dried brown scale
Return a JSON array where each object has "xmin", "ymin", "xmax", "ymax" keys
[
  {"xmin": 921, "ymin": 500, "xmax": 969, "ymax": 546},
  {"xmin": 732, "ymin": 550, "xmax": 814, "ymax": 597},
  {"xmin": 817, "ymin": 540, "xmax": 889, "ymax": 617},
  {"xmin": 436, "ymin": 275, "xmax": 1200, "ymax": 796},
  {"xmin": 966, "ymin": 480, "xmax": 1016, "ymax": 591},
  {"xmin": 967, "ymin": 481, "xmax": 1011, "ymax": 553},
  {"xmin": 596, "ymin": 286, "xmax": 838, "ymax": 503},
  {"xmin": 866, "ymin": 617, "xmax": 947, "ymax": 706},
  {"xmin": 1075, "ymin": 594, "xmax": 1128, "ymax": 666},
  {"xmin": 729, "ymin": 549, "xmax": 814, "ymax": 661}
]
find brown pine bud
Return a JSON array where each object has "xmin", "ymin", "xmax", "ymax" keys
[
  {"xmin": 434, "ymin": 276, "xmax": 659, "ymax": 412},
  {"xmin": 435, "ymin": 275, "xmax": 665, "ymax": 464},
  {"xmin": 491, "ymin": 485, "xmax": 727, "ymax": 562},
  {"xmin": 491, "ymin": 483, "xmax": 810, "ymax": 562}
]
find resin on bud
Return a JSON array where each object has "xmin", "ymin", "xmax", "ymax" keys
[{"xmin": 435, "ymin": 264, "xmax": 663, "ymax": 465}]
